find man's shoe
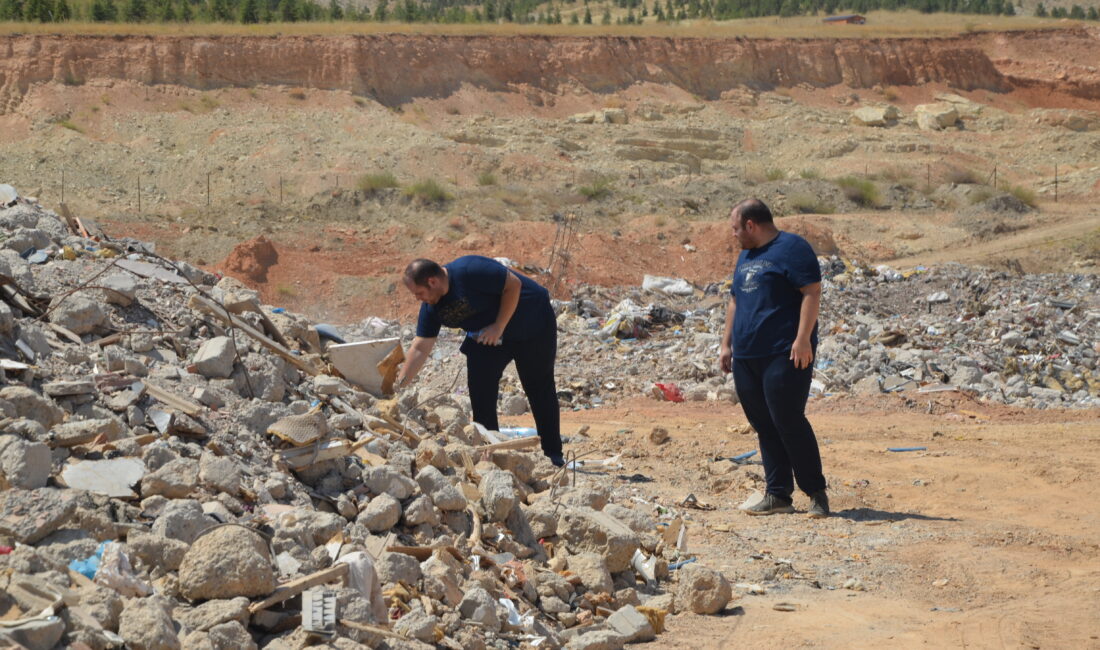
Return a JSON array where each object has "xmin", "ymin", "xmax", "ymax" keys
[
  {"xmin": 743, "ymin": 493, "xmax": 795, "ymax": 516},
  {"xmin": 807, "ymin": 490, "xmax": 830, "ymax": 519},
  {"xmin": 549, "ymin": 455, "xmax": 566, "ymax": 468}
]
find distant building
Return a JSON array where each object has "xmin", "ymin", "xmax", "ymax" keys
[{"xmin": 823, "ymin": 14, "xmax": 866, "ymax": 24}]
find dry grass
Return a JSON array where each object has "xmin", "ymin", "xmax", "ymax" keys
[{"xmin": 0, "ymin": 13, "xmax": 1069, "ymax": 39}]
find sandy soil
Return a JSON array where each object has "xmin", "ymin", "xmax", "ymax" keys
[{"xmin": 510, "ymin": 396, "xmax": 1100, "ymax": 648}]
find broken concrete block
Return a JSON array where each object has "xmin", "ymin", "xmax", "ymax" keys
[
  {"xmin": 179, "ymin": 525, "xmax": 277, "ymax": 600},
  {"xmin": 675, "ymin": 563, "xmax": 732, "ymax": 614},
  {"xmin": 357, "ymin": 493, "xmax": 402, "ymax": 533},
  {"xmin": 402, "ymin": 495, "xmax": 440, "ymax": 527},
  {"xmin": 915, "ymin": 103, "xmax": 959, "ymax": 130},
  {"xmin": 568, "ymin": 552, "xmax": 614, "ymax": 594},
  {"xmin": 60, "ymin": 457, "xmax": 146, "ymax": 498},
  {"xmin": 415, "ymin": 466, "xmax": 467, "ymax": 512},
  {"xmin": 127, "ymin": 531, "xmax": 190, "ymax": 572},
  {"xmin": 49, "ymin": 295, "xmax": 109, "ymax": 335},
  {"xmin": 0, "ymin": 614, "xmax": 65, "ymax": 649},
  {"xmin": 0, "ymin": 487, "xmax": 77, "ymax": 543},
  {"xmin": 174, "ymin": 597, "xmax": 250, "ymax": 633},
  {"xmin": 375, "ymin": 551, "xmax": 423, "ymax": 586},
  {"xmin": 192, "ymin": 336, "xmax": 236, "ymax": 379},
  {"xmin": 500, "ymin": 394, "xmax": 528, "ymax": 416},
  {"xmin": 141, "ymin": 458, "xmax": 199, "ymax": 499},
  {"xmin": 100, "ymin": 273, "xmax": 139, "ymax": 306},
  {"xmin": 312, "ymin": 375, "xmax": 346, "ymax": 395},
  {"xmin": 363, "ymin": 465, "xmax": 416, "ymax": 500},
  {"xmin": 151, "ymin": 499, "xmax": 213, "ymax": 544},
  {"xmin": 604, "ymin": 503, "xmax": 656, "ymax": 536},
  {"xmin": 271, "ymin": 508, "xmax": 345, "ymax": 547},
  {"xmin": 607, "ymin": 604, "xmax": 656, "ymax": 643},
  {"xmin": 393, "ymin": 608, "xmax": 439, "ymax": 643},
  {"xmin": 0, "ymin": 435, "xmax": 51, "ymax": 490},
  {"xmin": 479, "ymin": 469, "xmax": 517, "ymax": 523},
  {"xmin": 119, "ymin": 596, "xmax": 182, "ymax": 650},
  {"xmin": 204, "ymin": 620, "xmax": 257, "ymax": 650},
  {"xmin": 0, "ymin": 386, "xmax": 64, "ymax": 428},
  {"xmin": 565, "ymin": 629, "xmax": 629, "ymax": 650},
  {"xmin": 458, "ymin": 586, "xmax": 501, "ymax": 633},
  {"xmin": 559, "ymin": 507, "xmax": 640, "ymax": 573},
  {"xmin": 42, "ymin": 379, "xmax": 95, "ymax": 397},
  {"xmin": 199, "ymin": 453, "xmax": 241, "ymax": 496}
]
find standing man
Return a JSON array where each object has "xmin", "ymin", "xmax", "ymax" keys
[
  {"xmin": 395, "ymin": 256, "xmax": 565, "ymax": 467},
  {"xmin": 719, "ymin": 199, "xmax": 829, "ymax": 518}
]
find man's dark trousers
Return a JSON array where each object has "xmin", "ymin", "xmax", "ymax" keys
[
  {"xmin": 461, "ymin": 323, "xmax": 562, "ymax": 459},
  {"xmin": 733, "ymin": 351, "xmax": 826, "ymax": 498}
]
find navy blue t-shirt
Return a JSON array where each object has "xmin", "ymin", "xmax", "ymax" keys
[
  {"xmin": 416, "ymin": 256, "xmax": 553, "ymax": 341},
  {"xmin": 730, "ymin": 231, "xmax": 821, "ymax": 359}
]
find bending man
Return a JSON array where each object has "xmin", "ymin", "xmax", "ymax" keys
[
  {"xmin": 396, "ymin": 256, "xmax": 565, "ymax": 467},
  {"xmin": 720, "ymin": 199, "xmax": 829, "ymax": 518}
]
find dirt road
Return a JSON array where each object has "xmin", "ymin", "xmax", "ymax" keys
[{"xmin": 509, "ymin": 395, "xmax": 1100, "ymax": 648}]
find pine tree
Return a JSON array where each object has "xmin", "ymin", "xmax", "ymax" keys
[
  {"xmin": 124, "ymin": 0, "xmax": 147, "ymax": 21},
  {"xmin": 279, "ymin": 0, "xmax": 297, "ymax": 20},
  {"xmin": 583, "ymin": 4, "xmax": 591, "ymax": 19},
  {"xmin": 570, "ymin": 9, "xmax": 579, "ymax": 20},
  {"xmin": 241, "ymin": 0, "xmax": 259, "ymax": 21},
  {"xmin": 156, "ymin": 0, "xmax": 175, "ymax": 19},
  {"xmin": 180, "ymin": 0, "xmax": 193, "ymax": 20},
  {"xmin": 1069, "ymin": 3, "xmax": 1084, "ymax": 17},
  {"xmin": 1088, "ymin": 5, "xmax": 1099, "ymax": 19},
  {"xmin": 1034, "ymin": 1, "xmax": 1046, "ymax": 14},
  {"xmin": 0, "ymin": 0, "xmax": 23, "ymax": 20},
  {"xmin": 600, "ymin": 5, "xmax": 609, "ymax": 21},
  {"xmin": 372, "ymin": 0, "xmax": 386, "ymax": 19},
  {"xmin": 25, "ymin": 0, "xmax": 49, "ymax": 21},
  {"xmin": 326, "ymin": 0, "xmax": 340, "ymax": 18}
]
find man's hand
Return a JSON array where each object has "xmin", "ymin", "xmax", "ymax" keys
[
  {"xmin": 720, "ymin": 345, "xmax": 733, "ymax": 373},
  {"xmin": 790, "ymin": 339, "xmax": 814, "ymax": 369},
  {"xmin": 476, "ymin": 323, "xmax": 504, "ymax": 346}
]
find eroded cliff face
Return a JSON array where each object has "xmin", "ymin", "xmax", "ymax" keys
[{"xmin": 0, "ymin": 32, "xmax": 1040, "ymax": 113}]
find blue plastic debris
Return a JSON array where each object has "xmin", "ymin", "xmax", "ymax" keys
[
  {"xmin": 668, "ymin": 558, "xmax": 697, "ymax": 570},
  {"xmin": 887, "ymin": 446, "xmax": 927, "ymax": 452},
  {"xmin": 731, "ymin": 450, "xmax": 758, "ymax": 462},
  {"xmin": 499, "ymin": 427, "xmax": 538, "ymax": 440},
  {"xmin": 314, "ymin": 323, "xmax": 346, "ymax": 344},
  {"xmin": 68, "ymin": 541, "xmax": 110, "ymax": 579},
  {"xmin": 271, "ymin": 307, "xmax": 286, "ymax": 314}
]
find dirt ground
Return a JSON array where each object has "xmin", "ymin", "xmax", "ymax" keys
[{"xmin": 509, "ymin": 395, "xmax": 1100, "ymax": 648}]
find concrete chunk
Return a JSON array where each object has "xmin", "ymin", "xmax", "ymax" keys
[
  {"xmin": 606, "ymin": 604, "xmax": 656, "ymax": 643},
  {"xmin": 559, "ymin": 507, "xmax": 639, "ymax": 573},
  {"xmin": 0, "ymin": 435, "xmax": 51, "ymax": 490},
  {"xmin": 675, "ymin": 563, "xmax": 732, "ymax": 614},
  {"xmin": 179, "ymin": 525, "xmax": 277, "ymax": 600},
  {"xmin": 49, "ymin": 295, "xmax": 109, "ymax": 335},
  {"xmin": 0, "ymin": 487, "xmax": 78, "ymax": 543},
  {"xmin": 192, "ymin": 336, "xmax": 236, "ymax": 379},
  {"xmin": 479, "ymin": 469, "xmax": 517, "ymax": 522}
]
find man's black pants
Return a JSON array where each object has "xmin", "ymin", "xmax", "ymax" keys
[
  {"xmin": 460, "ymin": 323, "xmax": 562, "ymax": 459},
  {"xmin": 733, "ymin": 351, "xmax": 826, "ymax": 498}
]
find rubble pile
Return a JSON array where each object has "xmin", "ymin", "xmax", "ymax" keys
[{"xmin": 0, "ymin": 194, "xmax": 719, "ymax": 649}]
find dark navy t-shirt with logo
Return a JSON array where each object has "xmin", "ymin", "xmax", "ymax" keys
[
  {"xmin": 730, "ymin": 231, "xmax": 821, "ymax": 359},
  {"xmin": 416, "ymin": 255, "xmax": 553, "ymax": 342}
]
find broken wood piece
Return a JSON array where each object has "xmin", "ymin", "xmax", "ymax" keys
[
  {"xmin": 276, "ymin": 439, "xmax": 352, "ymax": 470},
  {"xmin": 376, "ymin": 344, "xmax": 404, "ymax": 396},
  {"xmin": 47, "ymin": 322, "xmax": 84, "ymax": 345},
  {"xmin": 248, "ymin": 564, "xmax": 349, "ymax": 615},
  {"xmin": 58, "ymin": 203, "xmax": 81, "ymax": 237},
  {"xmin": 386, "ymin": 545, "xmax": 464, "ymax": 563},
  {"xmin": 337, "ymin": 619, "xmax": 401, "ymax": 640},
  {"xmin": 143, "ymin": 381, "xmax": 204, "ymax": 417},
  {"xmin": 91, "ymin": 332, "xmax": 125, "ymax": 347},
  {"xmin": 189, "ymin": 294, "xmax": 320, "ymax": 375},
  {"xmin": 474, "ymin": 437, "xmax": 541, "ymax": 453}
]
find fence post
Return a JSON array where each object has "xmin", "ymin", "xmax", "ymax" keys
[
  {"xmin": 1054, "ymin": 164, "xmax": 1059, "ymax": 203},
  {"xmin": 61, "ymin": 169, "xmax": 65, "ymax": 203},
  {"xmin": 280, "ymin": 177, "xmax": 284, "ymax": 203},
  {"xmin": 137, "ymin": 175, "xmax": 141, "ymax": 213},
  {"xmin": 207, "ymin": 172, "xmax": 211, "ymax": 208}
]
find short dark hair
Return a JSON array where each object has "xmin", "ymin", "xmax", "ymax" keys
[
  {"xmin": 404, "ymin": 259, "xmax": 445, "ymax": 286},
  {"xmin": 733, "ymin": 198, "xmax": 773, "ymax": 225}
]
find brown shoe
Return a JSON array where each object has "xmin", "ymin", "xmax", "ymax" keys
[
  {"xmin": 807, "ymin": 490, "xmax": 830, "ymax": 519},
  {"xmin": 743, "ymin": 493, "xmax": 795, "ymax": 516}
]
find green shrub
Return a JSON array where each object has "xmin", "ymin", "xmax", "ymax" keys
[
  {"xmin": 765, "ymin": 168, "xmax": 786, "ymax": 181},
  {"xmin": 835, "ymin": 176, "xmax": 881, "ymax": 207},
  {"xmin": 56, "ymin": 120, "xmax": 84, "ymax": 134},
  {"xmin": 477, "ymin": 171, "xmax": 497, "ymax": 186},
  {"xmin": 945, "ymin": 166, "xmax": 983, "ymax": 185},
  {"xmin": 404, "ymin": 178, "xmax": 452, "ymax": 204},
  {"xmin": 789, "ymin": 193, "xmax": 835, "ymax": 214},
  {"xmin": 357, "ymin": 172, "xmax": 398, "ymax": 195},
  {"xmin": 799, "ymin": 168, "xmax": 821, "ymax": 180},
  {"xmin": 578, "ymin": 175, "xmax": 614, "ymax": 201},
  {"xmin": 1009, "ymin": 185, "xmax": 1038, "ymax": 208},
  {"xmin": 968, "ymin": 186, "xmax": 996, "ymax": 204}
]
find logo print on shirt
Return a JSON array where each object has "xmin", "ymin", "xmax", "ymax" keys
[
  {"xmin": 738, "ymin": 259, "xmax": 776, "ymax": 294},
  {"xmin": 438, "ymin": 298, "xmax": 476, "ymax": 328}
]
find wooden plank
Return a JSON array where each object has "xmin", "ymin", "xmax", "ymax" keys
[
  {"xmin": 143, "ymin": 381, "xmax": 204, "ymax": 417},
  {"xmin": 58, "ymin": 203, "xmax": 81, "ymax": 236},
  {"xmin": 375, "ymin": 344, "xmax": 405, "ymax": 396},
  {"xmin": 276, "ymin": 439, "xmax": 352, "ymax": 470},
  {"xmin": 386, "ymin": 545, "xmax": 464, "ymax": 563},
  {"xmin": 248, "ymin": 564, "xmax": 349, "ymax": 614},
  {"xmin": 189, "ymin": 294, "xmax": 320, "ymax": 376},
  {"xmin": 474, "ymin": 437, "xmax": 540, "ymax": 453},
  {"xmin": 47, "ymin": 322, "xmax": 84, "ymax": 345}
]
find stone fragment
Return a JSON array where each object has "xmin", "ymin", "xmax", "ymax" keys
[
  {"xmin": 199, "ymin": 453, "xmax": 241, "ymax": 496},
  {"xmin": 192, "ymin": 336, "xmax": 236, "ymax": 379},
  {"xmin": 49, "ymin": 295, "xmax": 109, "ymax": 334},
  {"xmin": 566, "ymin": 629, "xmax": 628, "ymax": 650},
  {"xmin": 915, "ymin": 103, "xmax": 959, "ymax": 130},
  {"xmin": 141, "ymin": 458, "xmax": 200, "ymax": 499},
  {"xmin": 376, "ymin": 551, "xmax": 423, "ymax": 585},
  {"xmin": 119, "ymin": 596, "xmax": 181, "ymax": 650},
  {"xmin": 357, "ymin": 493, "xmax": 402, "ymax": 533},
  {"xmin": 0, "ymin": 487, "xmax": 77, "ymax": 543},
  {"xmin": 850, "ymin": 105, "xmax": 899, "ymax": 127},
  {"xmin": 101, "ymin": 273, "xmax": 139, "ymax": 306},
  {"xmin": 402, "ymin": 495, "xmax": 440, "ymax": 527},
  {"xmin": 501, "ymin": 394, "xmax": 528, "ymax": 415},
  {"xmin": 0, "ymin": 386, "xmax": 63, "ymax": 428},
  {"xmin": 675, "ymin": 564, "xmax": 732, "ymax": 614},
  {"xmin": 151, "ymin": 499, "xmax": 213, "ymax": 544},
  {"xmin": 393, "ymin": 608, "xmax": 439, "ymax": 643},
  {"xmin": 416, "ymin": 465, "xmax": 467, "ymax": 511},
  {"xmin": 568, "ymin": 552, "xmax": 614, "ymax": 594},
  {"xmin": 205, "ymin": 621, "xmax": 257, "ymax": 650},
  {"xmin": 127, "ymin": 531, "xmax": 190, "ymax": 572},
  {"xmin": 272, "ymin": 508, "xmax": 345, "ymax": 547},
  {"xmin": 606, "ymin": 604, "xmax": 656, "ymax": 643},
  {"xmin": 559, "ymin": 507, "xmax": 639, "ymax": 573},
  {"xmin": 479, "ymin": 469, "xmax": 517, "ymax": 522},
  {"xmin": 0, "ymin": 435, "xmax": 51, "ymax": 489},
  {"xmin": 458, "ymin": 586, "xmax": 501, "ymax": 632},
  {"xmin": 175, "ymin": 597, "xmax": 250, "ymax": 633},
  {"xmin": 179, "ymin": 525, "xmax": 277, "ymax": 600},
  {"xmin": 363, "ymin": 465, "xmax": 416, "ymax": 500}
]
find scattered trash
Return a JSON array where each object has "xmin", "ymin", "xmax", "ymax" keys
[
  {"xmin": 95, "ymin": 542, "xmax": 152, "ymax": 597},
  {"xmin": 772, "ymin": 602, "xmax": 799, "ymax": 612},
  {"xmin": 887, "ymin": 446, "xmax": 928, "ymax": 452},
  {"xmin": 730, "ymin": 450, "xmax": 758, "ymax": 463},
  {"xmin": 69, "ymin": 541, "xmax": 111, "ymax": 579},
  {"xmin": 668, "ymin": 558, "xmax": 697, "ymax": 570},
  {"xmin": 652, "ymin": 382, "xmax": 685, "ymax": 403},
  {"xmin": 301, "ymin": 588, "xmax": 338, "ymax": 637}
]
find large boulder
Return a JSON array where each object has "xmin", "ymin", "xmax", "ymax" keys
[
  {"xmin": 675, "ymin": 564, "xmax": 732, "ymax": 614},
  {"xmin": 48, "ymin": 295, "xmax": 109, "ymax": 335},
  {"xmin": 0, "ymin": 435, "xmax": 51, "ymax": 489},
  {"xmin": 118, "ymin": 596, "xmax": 181, "ymax": 650},
  {"xmin": 179, "ymin": 526, "xmax": 276, "ymax": 600},
  {"xmin": 850, "ymin": 105, "xmax": 898, "ymax": 127},
  {"xmin": 0, "ymin": 386, "xmax": 63, "ymax": 428},
  {"xmin": 915, "ymin": 103, "xmax": 959, "ymax": 130}
]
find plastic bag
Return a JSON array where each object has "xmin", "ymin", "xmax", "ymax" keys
[
  {"xmin": 652, "ymin": 382, "xmax": 685, "ymax": 403},
  {"xmin": 642, "ymin": 275, "xmax": 695, "ymax": 296},
  {"xmin": 94, "ymin": 542, "xmax": 152, "ymax": 597},
  {"xmin": 337, "ymin": 552, "xmax": 387, "ymax": 623}
]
